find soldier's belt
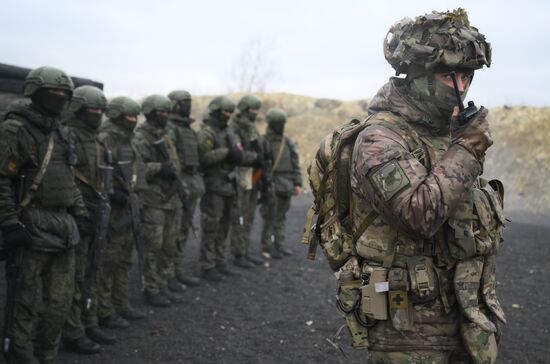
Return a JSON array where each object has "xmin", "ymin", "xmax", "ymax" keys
[{"xmin": 395, "ymin": 239, "xmax": 436, "ymax": 257}]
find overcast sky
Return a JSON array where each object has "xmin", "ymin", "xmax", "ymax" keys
[{"xmin": 1, "ymin": 0, "xmax": 548, "ymax": 106}]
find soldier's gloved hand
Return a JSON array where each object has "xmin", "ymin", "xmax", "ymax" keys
[
  {"xmin": 227, "ymin": 146, "xmax": 243, "ymax": 165},
  {"xmin": 451, "ymin": 107, "xmax": 493, "ymax": 160},
  {"xmin": 111, "ymin": 189, "xmax": 128, "ymax": 205},
  {"xmin": 2, "ymin": 222, "xmax": 32, "ymax": 248},
  {"xmin": 159, "ymin": 163, "xmax": 177, "ymax": 180},
  {"xmin": 74, "ymin": 216, "xmax": 95, "ymax": 236}
]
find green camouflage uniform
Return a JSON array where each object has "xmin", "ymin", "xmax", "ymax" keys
[
  {"xmin": 166, "ymin": 114, "xmax": 204, "ymax": 277},
  {"xmin": 260, "ymin": 127, "xmax": 302, "ymax": 251},
  {"xmin": 0, "ymin": 79, "xmax": 86, "ymax": 362},
  {"xmin": 228, "ymin": 111, "xmax": 262, "ymax": 258},
  {"xmin": 197, "ymin": 113, "xmax": 237, "ymax": 271},
  {"xmin": 62, "ymin": 114, "xmax": 110, "ymax": 341},
  {"xmin": 96, "ymin": 119, "xmax": 141, "ymax": 318},
  {"xmin": 308, "ymin": 10, "xmax": 504, "ymax": 364},
  {"xmin": 132, "ymin": 119, "xmax": 182, "ymax": 296}
]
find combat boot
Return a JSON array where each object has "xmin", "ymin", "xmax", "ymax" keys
[
  {"xmin": 162, "ymin": 289, "xmax": 184, "ymax": 304},
  {"xmin": 277, "ymin": 246, "xmax": 293, "ymax": 257},
  {"xmin": 167, "ymin": 277, "xmax": 187, "ymax": 292},
  {"xmin": 202, "ymin": 268, "xmax": 223, "ymax": 282},
  {"xmin": 246, "ymin": 254, "xmax": 264, "ymax": 265},
  {"xmin": 99, "ymin": 313, "xmax": 130, "ymax": 329},
  {"xmin": 216, "ymin": 264, "xmax": 240, "ymax": 277},
  {"xmin": 65, "ymin": 335, "xmax": 101, "ymax": 355},
  {"xmin": 118, "ymin": 305, "xmax": 146, "ymax": 321},
  {"xmin": 234, "ymin": 255, "xmax": 254, "ymax": 269},
  {"xmin": 86, "ymin": 326, "xmax": 117, "ymax": 345},
  {"xmin": 176, "ymin": 273, "xmax": 201, "ymax": 287},
  {"xmin": 262, "ymin": 246, "xmax": 282, "ymax": 260},
  {"xmin": 145, "ymin": 292, "xmax": 171, "ymax": 308}
]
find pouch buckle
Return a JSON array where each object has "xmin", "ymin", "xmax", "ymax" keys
[{"xmin": 414, "ymin": 264, "xmax": 431, "ymax": 297}]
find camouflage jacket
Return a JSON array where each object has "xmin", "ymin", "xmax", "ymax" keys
[
  {"xmin": 347, "ymin": 78, "xmax": 504, "ymax": 351},
  {"xmin": 132, "ymin": 121, "xmax": 181, "ymax": 210},
  {"xmin": 197, "ymin": 117, "xmax": 234, "ymax": 196},
  {"xmin": 0, "ymin": 101, "xmax": 85, "ymax": 251},
  {"xmin": 228, "ymin": 112, "xmax": 261, "ymax": 190},
  {"xmin": 263, "ymin": 129, "xmax": 302, "ymax": 196}
]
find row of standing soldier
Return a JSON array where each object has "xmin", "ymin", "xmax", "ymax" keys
[{"xmin": 0, "ymin": 68, "xmax": 302, "ymax": 363}]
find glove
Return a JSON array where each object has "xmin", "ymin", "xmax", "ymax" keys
[
  {"xmin": 227, "ymin": 146, "xmax": 243, "ymax": 165},
  {"xmin": 111, "ymin": 189, "xmax": 128, "ymax": 205},
  {"xmin": 2, "ymin": 222, "xmax": 32, "ymax": 248},
  {"xmin": 159, "ymin": 163, "xmax": 177, "ymax": 180},
  {"xmin": 452, "ymin": 107, "xmax": 493, "ymax": 160},
  {"xmin": 74, "ymin": 216, "xmax": 95, "ymax": 236}
]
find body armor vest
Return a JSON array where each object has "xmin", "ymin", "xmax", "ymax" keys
[
  {"xmin": 70, "ymin": 123, "xmax": 101, "ymax": 201},
  {"xmin": 170, "ymin": 122, "xmax": 200, "ymax": 168}
]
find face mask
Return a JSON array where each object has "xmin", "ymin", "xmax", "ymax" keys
[
  {"xmin": 407, "ymin": 74, "xmax": 470, "ymax": 131},
  {"xmin": 270, "ymin": 122, "xmax": 285, "ymax": 135},
  {"xmin": 245, "ymin": 109, "xmax": 258, "ymax": 122},
  {"xmin": 147, "ymin": 111, "xmax": 168, "ymax": 129},
  {"xmin": 114, "ymin": 115, "xmax": 138, "ymax": 132},
  {"xmin": 76, "ymin": 108, "xmax": 103, "ymax": 130},
  {"xmin": 177, "ymin": 100, "xmax": 191, "ymax": 117},
  {"xmin": 33, "ymin": 88, "xmax": 70, "ymax": 115}
]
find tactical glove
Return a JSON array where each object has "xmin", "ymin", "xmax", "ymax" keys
[
  {"xmin": 2, "ymin": 222, "xmax": 32, "ymax": 248},
  {"xmin": 452, "ymin": 107, "xmax": 493, "ymax": 160},
  {"xmin": 159, "ymin": 163, "xmax": 177, "ymax": 180},
  {"xmin": 74, "ymin": 216, "xmax": 95, "ymax": 236},
  {"xmin": 227, "ymin": 146, "xmax": 243, "ymax": 165}
]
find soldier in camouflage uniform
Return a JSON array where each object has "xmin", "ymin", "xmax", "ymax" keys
[
  {"xmin": 309, "ymin": 9, "xmax": 504, "ymax": 364},
  {"xmin": 97, "ymin": 96, "xmax": 146, "ymax": 328},
  {"xmin": 228, "ymin": 95, "xmax": 265, "ymax": 269},
  {"xmin": 62, "ymin": 86, "xmax": 116, "ymax": 353},
  {"xmin": 197, "ymin": 96, "xmax": 241, "ymax": 281},
  {"xmin": 0, "ymin": 66, "xmax": 87, "ymax": 364},
  {"xmin": 132, "ymin": 94, "xmax": 184, "ymax": 307},
  {"xmin": 166, "ymin": 90, "xmax": 203, "ymax": 288},
  {"xmin": 259, "ymin": 108, "xmax": 302, "ymax": 259}
]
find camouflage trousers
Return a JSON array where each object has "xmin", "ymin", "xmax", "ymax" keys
[
  {"xmin": 368, "ymin": 349, "xmax": 472, "ymax": 363},
  {"xmin": 200, "ymin": 193, "xmax": 233, "ymax": 270},
  {"xmin": 97, "ymin": 205, "xmax": 134, "ymax": 318},
  {"xmin": 173, "ymin": 196, "xmax": 199, "ymax": 278},
  {"xmin": 5, "ymin": 247, "xmax": 75, "ymax": 364},
  {"xmin": 259, "ymin": 194, "xmax": 291, "ymax": 249},
  {"xmin": 142, "ymin": 206, "xmax": 180, "ymax": 295},
  {"xmin": 63, "ymin": 234, "xmax": 98, "ymax": 341},
  {"xmin": 230, "ymin": 187, "xmax": 258, "ymax": 257}
]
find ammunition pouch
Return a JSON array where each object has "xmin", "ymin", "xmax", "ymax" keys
[
  {"xmin": 406, "ymin": 256, "xmax": 439, "ymax": 304},
  {"xmin": 319, "ymin": 213, "xmax": 354, "ymax": 271}
]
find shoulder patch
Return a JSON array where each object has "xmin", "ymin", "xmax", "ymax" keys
[{"xmin": 370, "ymin": 160, "xmax": 410, "ymax": 201}]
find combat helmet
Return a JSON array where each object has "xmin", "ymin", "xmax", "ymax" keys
[
  {"xmin": 69, "ymin": 85, "xmax": 107, "ymax": 113},
  {"xmin": 141, "ymin": 94, "xmax": 172, "ymax": 115},
  {"xmin": 237, "ymin": 95, "xmax": 262, "ymax": 111},
  {"xmin": 167, "ymin": 90, "xmax": 192, "ymax": 103},
  {"xmin": 208, "ymin": 96, "xmax": 235, "ymax": 113},
  {"xmin": 266, "ymin": 108, "xmax": 287, "ymax": 124},
  {"xmin": 383, "ymin": 8, "xmax": 491, "ymax": 75},
  {"xmin": 23, "ymin": 66, "xmax": 74, "ymax": 96},
  {"xmin": 105, "ymin": 96, "xmax": 141, "ymax": 119}
]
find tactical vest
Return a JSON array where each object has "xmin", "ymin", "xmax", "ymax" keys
[
  {"xmin": 269, "ymin": 138, "xmax": 293, "ymax": 174},
  {"xmin": 171, "ymin": 123, "xmax": 200, "ymax": 168},
  {"xmin": 19, "ymin": 121, "xmax": 76, "ymax": 208},
  {"xmin": 308, "ymin": 112, "xmax": 505, "ymax": 356},
  {"xmin": 70, "ymin": 125, "xmax": 101, "ymax": 200}
]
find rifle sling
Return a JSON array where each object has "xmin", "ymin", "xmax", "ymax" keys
[
  {"xmin": 271, "ymin": 137, "xmax": 287, "ymax": 173},
  {"xmin": 20, "ymin": 133, "xmax": 55, "ymax": 208}
]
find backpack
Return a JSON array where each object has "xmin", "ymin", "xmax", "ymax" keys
[{"xmin": 303, "ymin": 116, "xmax": 379, "ymax": 271}]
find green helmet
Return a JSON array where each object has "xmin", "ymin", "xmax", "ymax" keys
[
  {"xmin": 383, "ymin": 8, "xmax": 491, "ymax": 75},
  {"xmin": 105, "ymin": 96, "xmax": 141, "ymax": 119},
  {"xmin": 237, "ymin": 95, "xmax": 262, "ymax": 111},
  {"xmin": 69, "ymin": 85, "xmax": 107, "ymax": 113},
  {"xmin": 23, "ymin": 66, "xmax": 74, "ymax": 97},
  {"xmin": 266, "ymin": 108, "xmax": 287, "ymax": 124},
  {"xmin": 208, "ymin": 96, "xmax": 235, "ymax": 113},
  {"xmin": 141, "ymin": 94, "xmax": 172, "ymax": 115},
  {"xmin": 167, "ymin": 90, "xmax": 192, "ymax": 103}
]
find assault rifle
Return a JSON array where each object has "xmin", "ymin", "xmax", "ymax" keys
[
  {"xmin": 117, "ymin": 160, "xmax": 145, "ymax": 288},
  {"xmin": 153, "ymin": 138, "xmax": 199, "ymax": 239},
  {"xmin": 450, "ymin": 71, "xmax": 479, "ymax": 125},
  {"xmin": 85, "ymin": 162, "xmax": 113, "ymax": 310}
]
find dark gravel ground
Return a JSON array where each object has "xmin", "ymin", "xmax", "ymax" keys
[{"xmin": 1, "ymin": 194, "xmax": 549, "ymax": 364}]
